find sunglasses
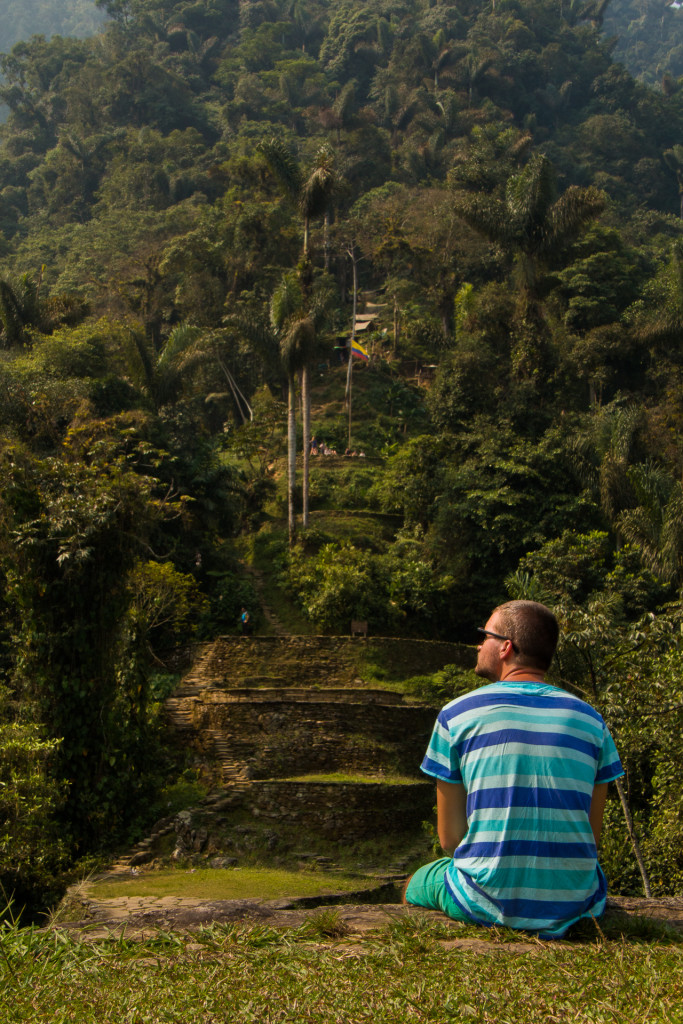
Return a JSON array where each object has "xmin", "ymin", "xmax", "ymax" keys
[{"xmin": 477, "ymin": 627, "xmax": 519, "ymax": 653}]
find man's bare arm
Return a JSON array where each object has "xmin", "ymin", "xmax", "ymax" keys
[
  {"xmin": 589, "ymin": 782, "xmax": 609, "ymax": 847},
  {"xmin": 436, "ymin": 779, "xmax": 468, "ymax": 855}
]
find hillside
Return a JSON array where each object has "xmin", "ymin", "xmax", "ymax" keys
[
  {"xmin": 1, "ymin": 0, "xmax": 683, "ymax": 914},
  {"xmin": 604, "ymin": 0, "xmax": 683, "ymax": 84},
  {"xmin": 0, "ymin": 0, "xmax": 105, "ymax": 53}
]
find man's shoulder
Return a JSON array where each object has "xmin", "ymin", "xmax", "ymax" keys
[
  {"xmin": 438, "ymin": 682, "xmax": 508, "ymax": 720},
  {"xmin": 438, "ymin": 681, "xmax": 604, "ymax": 725}
]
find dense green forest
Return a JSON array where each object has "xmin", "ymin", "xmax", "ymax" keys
[{"xmin": 2, "ymin": 0, "xmax": 683, "ymax": 913}]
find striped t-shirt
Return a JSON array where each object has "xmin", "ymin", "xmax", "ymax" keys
[{"xmin": 421, "ymin": 680, "xmax": 624, "ymax": 938}]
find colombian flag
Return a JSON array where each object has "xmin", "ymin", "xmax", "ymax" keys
[{"xmin": 351, "ymin": 339, "xmax": 369, "ymax": 361}]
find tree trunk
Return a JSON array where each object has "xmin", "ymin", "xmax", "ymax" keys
[
  {"xmin": 287, "ymin": 374, "xmax": 297, "ymax": 546},
  {"xmin": 345, "ymin": 245, "xmax": 358, "ymax": 447},
  {"xmin": 323, "ymin": 212, "xmax": 330, "ymax": 271},
  {"xmin": 615, "ymin": 776, "xmax": 652, "ymax": 897},
  {"xmin": 303, "ymin": 215, "xmax": 310, "ymax": 259},
  {"xmin": 302, "ymin": 363, "xmax": 310, "ymax": 529}
]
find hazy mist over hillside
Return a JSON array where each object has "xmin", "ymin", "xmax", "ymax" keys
[
  {"xmin": 595, "ymin": 0, "xmax": 681, "ymax": 84},
  {"xmin": 0, "ymin": 0, "xmax": 105, "ymax": 54},
  {"xmin": 0, "ymin": 1, "xmax": 682, "ymax": 86}
]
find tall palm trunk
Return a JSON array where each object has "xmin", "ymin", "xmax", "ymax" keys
[
  {"xmin": 301, "ymin": 220, "xmax": 312, "ymax": 530},
  {"xmin": 260, "ymin": 140, "xmax": 336, "ymax": 540},
  {"xmin": 302, "ymin": 365, "xmax": 311, "ymax": 529},
  {"xmin": 287, "ymin": 374, "xmax": 297, "ymax": 545}
]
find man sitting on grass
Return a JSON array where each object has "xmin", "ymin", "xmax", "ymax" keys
[{"xmin": 404, "ymin": 600, "xmax": 624, "ymax": 938}]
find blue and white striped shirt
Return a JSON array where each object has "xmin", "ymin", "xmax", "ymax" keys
[{"xmin": 421, "ymin": 681, "xmax": 624, "ymax": 938}]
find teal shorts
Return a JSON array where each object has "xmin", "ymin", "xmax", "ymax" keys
[{"xmin": 404, "ymin": 858, "xmax": 470, "ymax": 922}]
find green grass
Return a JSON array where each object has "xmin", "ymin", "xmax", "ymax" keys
[
  {"xmin": 87, "ymin": 867, "xmax": 367, "ymax": 901},
  {"xmin": 282, "ymin": 772, "xmax": 419, "ymax": 785},
  {"xmin": 300, "ymin": 512, "xmax": 394, "ymax": 550},
  {"xmin": 309, "ymin": 364, "xmax": 429, "ymax": 453},
  {"xmin": 3, "ymin": 914, "xmax": 683, "ymax": 1023},
  {"xmin": 244, "ymin": 527, "xmax": 315, "ymax": 635},
  {"xmin": 356, "ymin": 650, "xmax": 476, "ymax": 689}
]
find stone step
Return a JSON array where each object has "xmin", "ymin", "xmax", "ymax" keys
[
  {"xmin": 165, "ymin": 697, "xmax": 200, "ymax": 716},
  {"xmin": 234, "ymin": 675, "xmax": 289, "ymax": 687},
  {"xmin": 220, "ymin": 760, "xmax": 251, "ymax": 781},
  {"xmin": 201, "ymin": 687, "xmax": 411, "ymax": 705},
  {"xmin": 207, "ymin": 727, "xmax": 252, "ymax": 782}
]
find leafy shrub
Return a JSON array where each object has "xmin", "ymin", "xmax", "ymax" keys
[
  {"xmin": 403, "ymin": 664, "xmax": 475, "ymax": 703},
  {"xmin": 286, "ymin": 540, "xmax": 392, "ymax": 631},
  {"xmin": 0, "ymin": 706, "xmax": 68, "ymax": 919},
  {"xmin": 196, "ymin": 571, "xmax": 258, "ymax": 638},
  {"xmin": 150, "ymin": 775, "xmax": 208, "ymax": 819}
]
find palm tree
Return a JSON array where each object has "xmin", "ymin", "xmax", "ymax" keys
[
  {"xmin": 460, "ymin": 50, "xmax": 496, "ymax": 109},
  {"xmin": 663, "ymin": 145, "xmax": 683, "ymax": 219},
  {"xmin": 271, "ymin": 271, "xmax": 314, "ymax": 545},
  {"xmin": 0, "ymin": 269, "xmax": 89, "ymax": 348},
  {"xmin": 633, "ymin": 240, "xmax": 683, "ymax": 352},
  {"xmin": 300, "ymin": 144, "xmax": 336, "ymax": 259},
  {"xmin": 123, "ymin": 322, "xmax": 209, "ymax": 410},
  {"xmin": 618, "ymin": 463, "xmax": 683, "ymax": 589},
  {"xmin": 453, "ymin": 154, "xmax": 604, "ymax": 384},
  {"xmin": 453, "ymin": 154, "xmax": 604, "ymax": 298},
  {"xmin": 259, "ymin": 139, "xmax": 338, "ymax": 530},
  {"xmin": 571, "ymin": 403, "xmax": 645, "ymax": 534},
  {"xmin": 299, "ymin": 149, "xmax": 337, "ymax": 528}
]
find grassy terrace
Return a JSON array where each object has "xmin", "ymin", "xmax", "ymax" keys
[
  {"xmin": 281, "ymin": 772, "xmax": 419, "ymax": 784},
  {"xmin": 2, "ymin": 913, "xmax": 683, "ymax": 1023},
  {"xmin": 86, "ymin": 867, "xmax": 369, "ymax": 901}
]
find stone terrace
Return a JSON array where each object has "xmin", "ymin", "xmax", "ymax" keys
[
  {"xmin": 177, "ymin": 635, "xmax": 473, "ymax": 693},
  {"xmin": 131, "ymin": 635, "xmax": 474, "ymax": 865}
]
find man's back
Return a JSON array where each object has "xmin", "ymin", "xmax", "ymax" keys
[{"xmin": 422, "ymin": 680, "xmax": 623, "ymax": 937}]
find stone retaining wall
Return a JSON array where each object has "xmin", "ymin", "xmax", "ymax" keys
[
  {"xmin": 161, "ymin": 778, "xmax": 436, "ymax": 858},
  {"xmin": 203, "ymin": 687, "xmax": 409, "ymax": 704},
  {"xmin": 248, "ymin": 780, "xmax": 434, "ymax": 840},
  {"xmin": 197, "ymin": 697, "xmax": 438, "ymax": 778},
  {"xmin": 183, "ymin": 636, "xmax": 473, "ymax": 690}
]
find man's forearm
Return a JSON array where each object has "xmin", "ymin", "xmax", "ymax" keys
[
  {"xmin": 589, "ymin": 782, "xmax": 609, "ymax": 847},
  {"xmin": 436, "ymin": 779, "xmax": 468, "ymax": 853}
]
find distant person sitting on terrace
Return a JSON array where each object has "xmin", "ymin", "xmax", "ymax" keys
[{"xmin": 240, "ymin": 607, "xmax": 252, "ymax": 636}]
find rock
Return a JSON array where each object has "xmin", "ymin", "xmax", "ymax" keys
[
  {"xmin": 150, "ymin": 815, "xmax": 175, "ymax": 833},
  {"xmin": 264, "ymin": 830, "xmax": 279, "ymax": 850},
  {"xmin": 129, "ymin": 850, "xmax": 154, "ymax": 867},
  {"xmin": 192, "ymin": 828, "xmax": 208, "ymax": 852}
]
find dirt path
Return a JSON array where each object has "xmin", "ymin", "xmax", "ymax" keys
[
  {"xmin": 49, "ymin": 894, "xmax": 683, "ymax": 945},
  {"xmin": 49, "ymin": 898, "xmax": 539, "ymax": 951},
  {"xmin": 242, "ymin": 564, "xmax": 287, "ymax": 635}
]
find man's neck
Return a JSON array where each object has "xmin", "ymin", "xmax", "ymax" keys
[{"xmin": 499, "ymin": 665, "xmax": 547, "ymax": 684}]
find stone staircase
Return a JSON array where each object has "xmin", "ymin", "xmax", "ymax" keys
[
  {"xmin": 164, "ymin": 636, "xmax": 472, "ymax": 787},
  {"xmin": 122, "ymin": 634, "xmax": 474, "ymax": 867},
  {"xmin": 207, "ymin": 726, "xmax": 253, "ymax": 782}
]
